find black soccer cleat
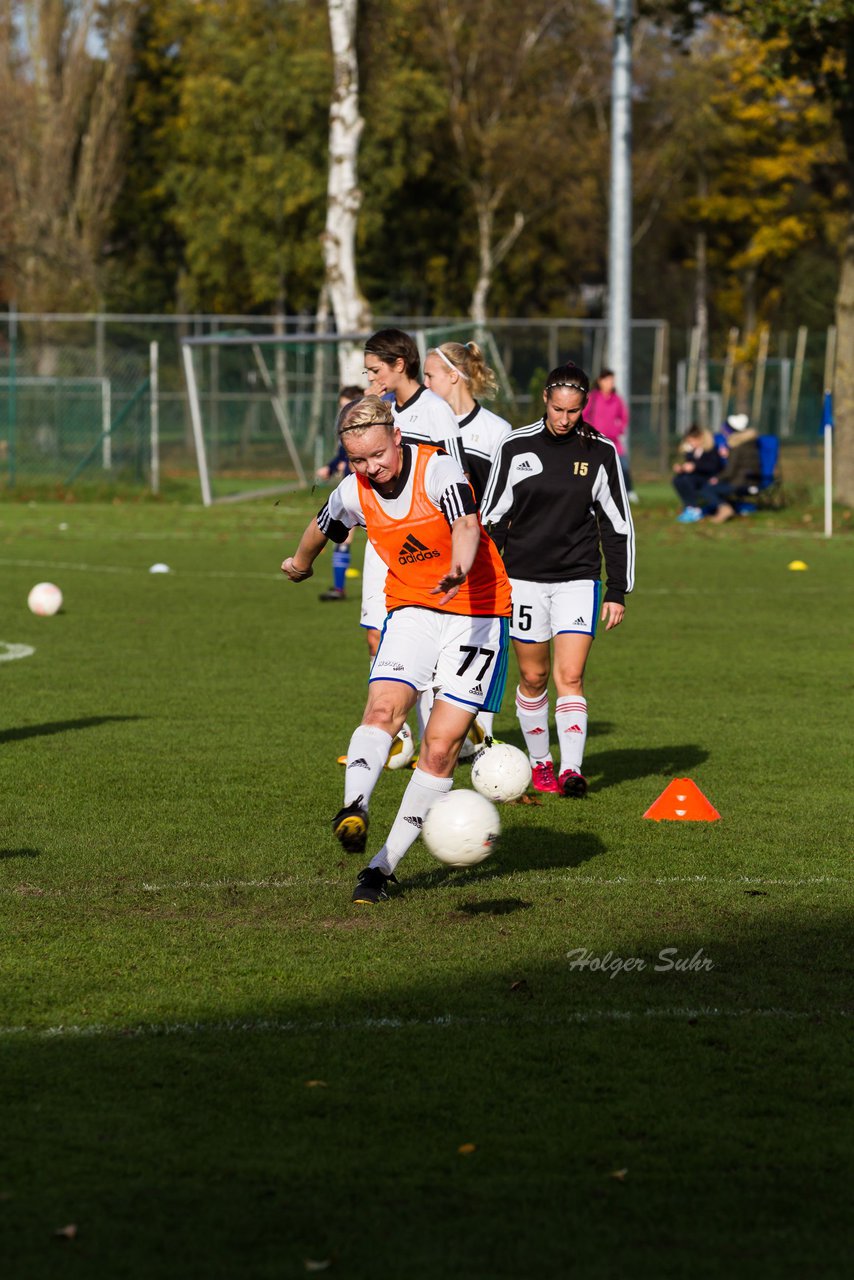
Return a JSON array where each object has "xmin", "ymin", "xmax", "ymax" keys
[
  {"xmin": 351, "ymin": 866, "xmax": 398, "ymax": 905},
  {"xmin": 558, "ymin": 768, "xmax": 589, "ymax": 799},
  {"xmin": 332, "ymin": 796, "xmax": 369, "ymax": 854}
]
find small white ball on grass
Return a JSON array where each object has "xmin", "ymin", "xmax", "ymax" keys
[
  {"xmin": 149, "ymin": 563, "xmax": 171, "ymax": 574},
  {"xmin": 27, "ymin": 582, "xmax": 63, "ymax": 616}
]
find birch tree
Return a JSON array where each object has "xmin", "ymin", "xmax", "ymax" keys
[{"xmin": 324, "ymin": 0, "xmax": 372, "ymax": 383}]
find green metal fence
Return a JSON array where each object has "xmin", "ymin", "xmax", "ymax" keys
[{"xmin": 0, "ymin": 310, "xmax": 837, "ymax": 497}]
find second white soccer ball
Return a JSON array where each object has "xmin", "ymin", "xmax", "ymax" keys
[
  {"xmin": 27, "ymin": 582, "xmax": 63, "ymax": 616},
  {"xmin": 422, "ymin": 790, "xmax": 501, "ymax": 868},
  {"xmin": 471, "ymin": 741, "xmax": 532, "ymax": 803}
]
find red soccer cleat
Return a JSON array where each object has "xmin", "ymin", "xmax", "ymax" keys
[
  {"xmin": 531, "ymin": 760, "xmax": 560, "ymax": 793},
  {"xmin": 558, "ymin": 768, "xmax": 588, "ymax": 798}
]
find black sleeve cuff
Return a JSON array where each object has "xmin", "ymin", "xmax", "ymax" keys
[
  {"xmin": 323, "ymin": 517, "xmax": 350, "ymax": 545},
  {"xmin": 603, "ymin": 588, "xmax": 625, "ymax": 606}
]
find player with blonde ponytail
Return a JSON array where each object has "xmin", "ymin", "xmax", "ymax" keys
[{"xmin": 423, "ymin": 342, "xmax": 512, "ymax": 507}]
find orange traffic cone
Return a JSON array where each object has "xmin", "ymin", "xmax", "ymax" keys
[{"xmin": 643, "ymin": 778, "xmax": 721, "ymax": 822}]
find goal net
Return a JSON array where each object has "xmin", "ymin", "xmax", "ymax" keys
[
  {"xmin": 181, "ymin": 331, "xmax": 369, "ymax": 505},
  {"xmin": 180, "ymin": 326, "xmax": 507, "ymax": 506}
]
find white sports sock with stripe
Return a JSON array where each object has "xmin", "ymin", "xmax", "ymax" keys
[
  {"xmin": 555, "ymin": 695, "xmax": 588, "ymax": 775},
  {"xmin": 370, "ymin": 768, "xmax": 453, "ymax": 875},
  {"xmin": 515, "ymin": 687, "xmax": 551, "ymax": 763},
  {"xmin": 344, "ymin": 724, "xmax": 393, "ymax": 808}
]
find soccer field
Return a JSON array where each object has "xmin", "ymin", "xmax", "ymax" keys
[{"xmin": 1, "ymin": 496, "xmax": 851, "ymax": 1278}]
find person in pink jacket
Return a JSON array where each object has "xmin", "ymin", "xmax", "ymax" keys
[{"xmin": 585, "ymin": 369, "xmax": 638, "ymax": 503}]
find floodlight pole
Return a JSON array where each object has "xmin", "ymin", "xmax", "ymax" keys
[{"xmin": 607, "ymin": 0, "xmax": 633, "ymax": 459}]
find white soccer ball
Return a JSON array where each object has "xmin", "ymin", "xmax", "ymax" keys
[
  {"xmin": 385, "ymin": 723, "xmax": 415, "ymax": 771},
  {"xmin": 27, "ymin": 582, "xmax": 63, "ymax": 616},
  {"xmin": 422, "ymin": 790, "xmax": 501, "ymax": 868},
  {"xmin": 471, "ymin": 741, "xmax": 532, "ymax": 803}
]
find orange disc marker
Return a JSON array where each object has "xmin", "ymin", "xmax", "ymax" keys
[{"xmin": 643, "ymin": 779, "xmax": 721, "ymax": 822}]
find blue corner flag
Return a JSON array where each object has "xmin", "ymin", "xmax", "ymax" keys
[{"xmin": 822, "ymin": 390, "xmax": 833, "ymax": 432}]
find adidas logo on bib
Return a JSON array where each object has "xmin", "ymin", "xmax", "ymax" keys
[{"xmin": 399, "ymin": 533, "xmax": 440, "ymax": 565}]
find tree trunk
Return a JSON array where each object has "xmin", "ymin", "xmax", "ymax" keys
[
  {"xmin": 5, "ymin": 2, "xmax": 136, "ymax": 310},
  {"xmin": 323, "ymin": 0, "xmax": 372, "ymax": 385},
  {"xmin": 834, "ymin": 213, "xmax": 854, "ymax": 506},
  {"xmin": 471, "ymin": 201, "xmax": 524, "ymax": 327}
]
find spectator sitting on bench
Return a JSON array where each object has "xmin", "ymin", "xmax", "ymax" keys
[
  {"xmin": 673, "ymin": 425, "xmax": 725, "ymax": 523},
  {"xmin": 707, "ymin": 414, "xmax": 761, "ymax": 523}
]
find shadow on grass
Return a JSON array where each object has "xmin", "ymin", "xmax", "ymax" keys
[
  {"xmin": 0, "ymin": 906, "xmax": 850, "ymax": 1280},
  {"xmin": 0, "ymin": 848, "xmax": 40, "ymax": 859},
  {"xmin": 402, "ymin": 828, "xmax": 604, "ymax": 893},
  {"xmin": 585, "ymin": 743, "xmax": 709, "ymax": 791},
  {"xmin": 458, "ymin": 897, "xmax": 532, "ymax": 916},
  {"xmin": 0, "ymin": 716, "xmax": 144, "ymax": 745}
]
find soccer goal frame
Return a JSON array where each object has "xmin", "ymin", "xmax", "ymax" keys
[
  {"xmin": 181, "ymin": 331, "xmax": 372, "ymax": 506},
  {"xmin": 180, "ymin": 325, "xmax": 512, "ymax": 507}
]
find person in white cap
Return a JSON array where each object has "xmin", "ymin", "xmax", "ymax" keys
[{"xmin": 706, "ymin": 415, "xmax": 762, "ymax": 523}]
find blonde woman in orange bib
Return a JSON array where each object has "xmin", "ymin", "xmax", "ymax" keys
[{"xmin": 282, "ymin": 396, "xmax": 511, "ymax": 905}]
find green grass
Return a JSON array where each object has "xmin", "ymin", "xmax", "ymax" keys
[{"xmin": 0, "ymin": 494, "xmax": 851, "ymax": 1278}]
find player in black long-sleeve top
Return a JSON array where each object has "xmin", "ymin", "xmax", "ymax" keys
[{"xmin": 480, "ymin": 363, "xmax": 635, "ymax": 797}]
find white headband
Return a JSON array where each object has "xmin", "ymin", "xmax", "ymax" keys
[{"xmin": 433, "ymin": 347, "xmax": 469, "ymax": 381}]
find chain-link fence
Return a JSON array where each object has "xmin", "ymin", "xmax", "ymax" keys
[{"xmin": 0, "ymin": 310, "xmax": 837, "ymax": 498}]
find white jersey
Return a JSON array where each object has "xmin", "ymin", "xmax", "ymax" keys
[
  {"xmin": 456, "ymin": 402, "xmax": 512, "ymax": 507},
  {"xmin": 318, "ymin": 445, "xmax": 472, "ymax": 536},
  {"xmin": 392, "ymin": 385, "xmax": 466, "ymax": 472}
]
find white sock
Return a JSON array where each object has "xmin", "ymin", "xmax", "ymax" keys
[
  {"xmin": 515, "ymin": 686, "xmax": 551, "ymax": 763},
  {"xmin": 344, "ymin": 724, "xmax": 393, "ymax": 807},
  {"xmin": 476, "ymin": 710, "xmax": 495, "ymax": 737},
  {"xmin": 370, "ymin": 768, "xmax": 453, "ymax": 875},
  {"xmin": 555, "ymin": 695, "xmax": 588, "ymax": 775},
  {"xmin": 416, "ymin": 688, "xmax": 434, "ymax": 742}
]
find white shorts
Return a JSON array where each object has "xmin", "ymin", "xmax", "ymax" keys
[
  {"xmin": 370, "ymin": 608, "xmax": 510, "ymax": 714},
  {"xmin": 509, "ymin": 578, "xmax": 601, "ymax": 644},
  {"xmin": 360, "ymin": 541, "xmax": 388, "ymax": 631}
]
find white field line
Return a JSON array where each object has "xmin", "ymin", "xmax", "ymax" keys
[
  {"xmin": 0, "ymin": 556, "xmax": 280, "ymax": 582},
  {"xmin": 0, "ymin": 641, "xmax": 35, "ymax": 662},
  {"xmin": 0, "ymin": 874, "xmax": 846, "ymax": 898},
  {"xmin": 0, "ymin": 1006, "xmax": 849, "ymax": 1042}
]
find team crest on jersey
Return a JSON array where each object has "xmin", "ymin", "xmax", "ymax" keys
[{"xmin": 398, "ymin": 533, "xmax": 441, "ymax": 564}]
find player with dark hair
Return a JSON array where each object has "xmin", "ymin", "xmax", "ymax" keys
[
  {"xmin": 282, "ymin": 395, "xmax": 511, "ymax": 904},
  {"xmin": 480, "ymin": 364, "xmax": 635, "ymax": 797}
]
